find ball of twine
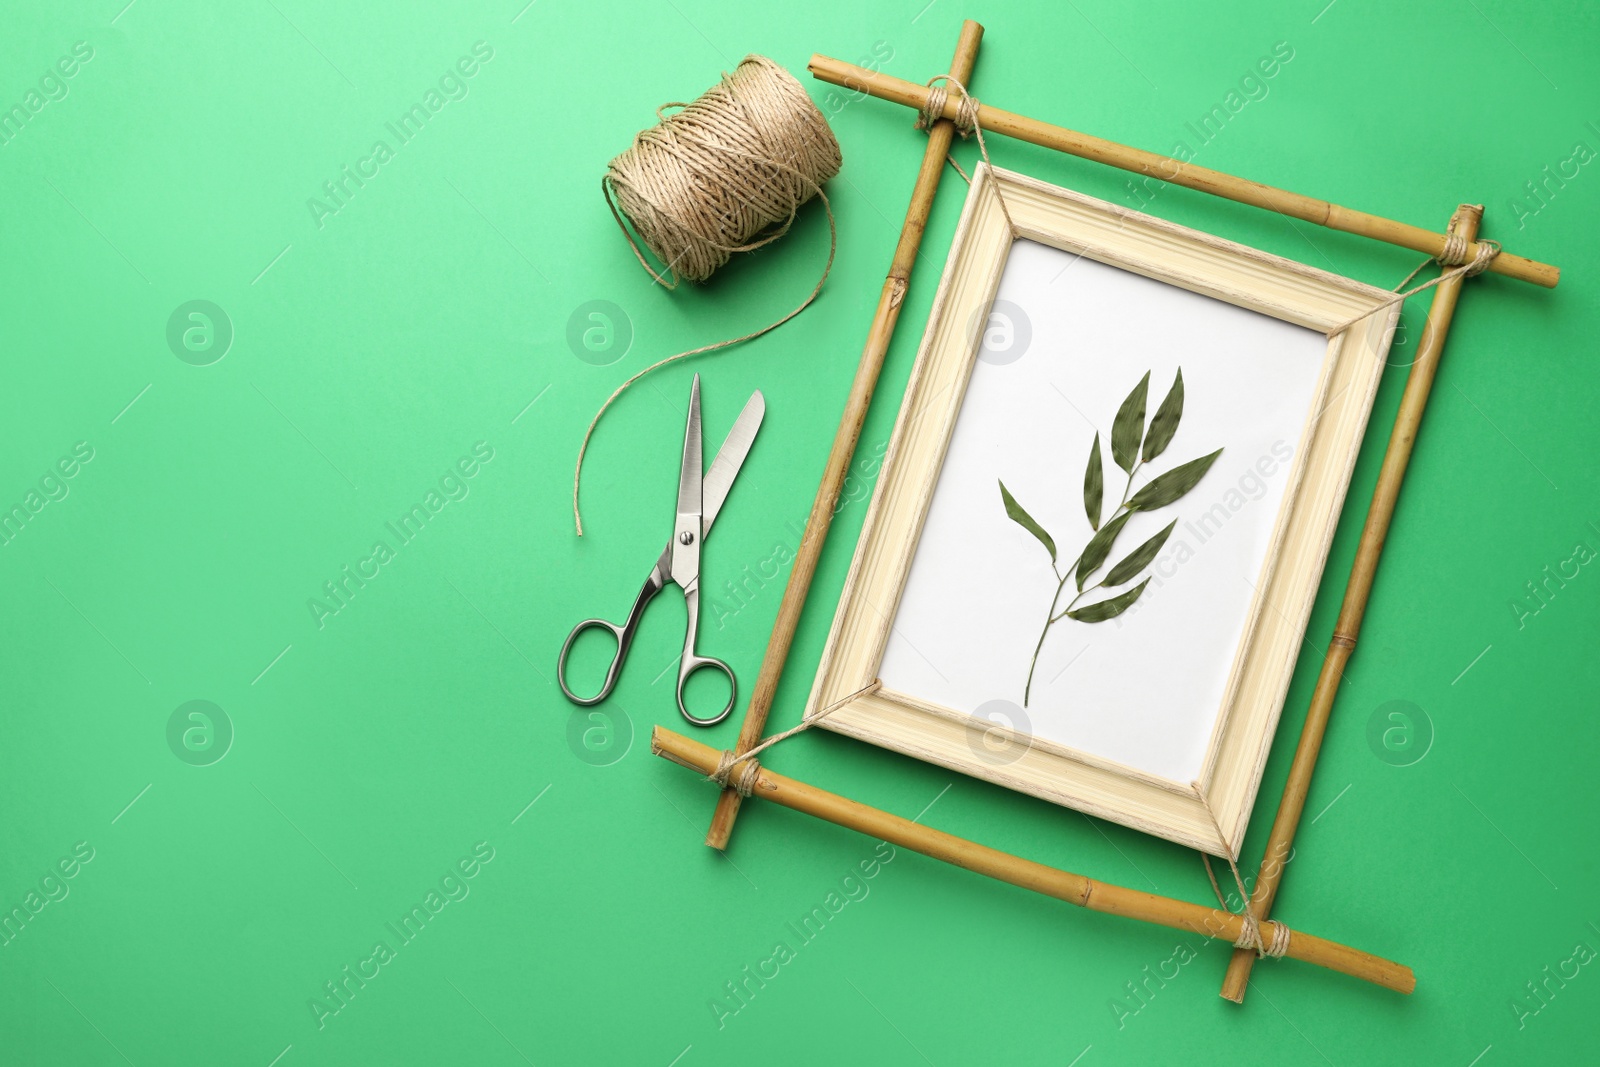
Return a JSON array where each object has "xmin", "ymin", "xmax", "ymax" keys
[
  {"xmin": 602, "ymin": 54, "xmax": 842, "ymax": 286},
  {"xmin": 575, "ymin": 56, "xmax": 842, "ymax": 534}
]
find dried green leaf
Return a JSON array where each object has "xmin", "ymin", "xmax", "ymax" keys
[
  {"xmin": 999, "ymin": 480, "xmax": 1056, "ymax": 563},
  {"xmin": 1127, "ymin": 449, "xmax": 1224, "ymax": 511},
  {"xmin": 1142, "ymin": 369, "xmax": 1184, "ymax": 463},
  {"xmin": 1105, "ymin": 519, "xmax": 1177, "ymax": 587},
  {"xmin": 1075, "ymin": 509, "xmax": 1132, "ymax": 590},
  {"xmin": 1083, "ymin": 432, "xmax": 1103, "ymax": 531},
  {"xmin": 1111, "ymin": 371, "xmax": 1150, "ymax": 474},
  {"xmin": 1067, "ymin": 578, "xmax": 1150, "ymax": 623}
]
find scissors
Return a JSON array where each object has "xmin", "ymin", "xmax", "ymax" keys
[{"xmin": 558, "ymin": 375, "xmax": 764, "ymax": 726}]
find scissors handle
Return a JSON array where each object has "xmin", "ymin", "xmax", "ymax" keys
[
  {"xmin": 557, "ymin": 571, "xmax": 660, "ymax": 706},
  {"xmin": 676, "ymin": 585, "xmax": 737, "ymax": 726}
]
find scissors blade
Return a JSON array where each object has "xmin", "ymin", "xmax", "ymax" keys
[
  {"xmin": 701, "ymin": 390, "xmax": 764, "ymax": 537},
  {"xmin": 669, "ymin": 375, "xmax": 704, "ymax": 590}
]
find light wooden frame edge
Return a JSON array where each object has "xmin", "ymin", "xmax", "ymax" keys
[{"xmin": 803, "ymin": 165, "xmax": 1400, "ymax": 858}]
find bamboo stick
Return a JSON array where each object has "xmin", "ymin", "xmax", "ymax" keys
[
  {"xmin": 1218, "ymin": 205, "xmax": 1484, "ymax": 1004},
  {"xmin": 807, "ymin": 56, "xmax": 1560, "ymax": 289},
  {"xmin": 658, "ymin": 726, "xmax": 1415, "ymax": 993},
  {"xmin": 704, "ymin": 20, "xmax": 986, "ymax": 850}
]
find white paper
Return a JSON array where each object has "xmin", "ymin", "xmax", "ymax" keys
[{"xmin": 879, "ymin": 240, "xmax": 1327, "ymax": 783}]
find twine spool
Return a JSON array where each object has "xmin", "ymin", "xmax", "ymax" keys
[
  {"xmin": 574, "ymin": 56, "xmax": 843, "ymax": 534},
  {"xmin": 604, "ymin": 54, "xmax": 841, "ymax": 285}
]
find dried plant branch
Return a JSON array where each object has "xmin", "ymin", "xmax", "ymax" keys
[{"xmin": 1000, "ymin": 369, "xmax": 1222, "ymax": 706}]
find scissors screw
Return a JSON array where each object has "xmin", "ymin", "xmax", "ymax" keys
[{"xmin": 679, "ymin": 530, "xmax": 695, "ymax": 545}]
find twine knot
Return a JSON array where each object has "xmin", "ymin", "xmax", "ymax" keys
[
  {"xmin": 1233, "ymin": 913, "xmax": 1292, "ymax": 959},
  {"xmin": 917, "ymin": 77, "xmax": 980, "ymax": 137},
  {"xmin": 1463, "ymin": 237, "xmax": 1501, "ymax": 276},
  {"xmin": 1201, "ymin": 835, "xmax": 1290, "ymax": 961},
  {"xmin": 1435, "ymin": 205, "xmax": 1500, "ymax": 276},
  {"xmin": 1436, "ymin": 225, "xmax": 1469, "ymax": 269},
  {"xmin": 913, "ymin": 74, "xmax": 1016, "ymax": 240},
  {"xmin": 1324, "ymin": 203, "xmax": 1499, "ymax": 336},
  {"xmin": 711, "ymin": 750, "xmax": 762, "ymax": 798},
  {"xmin": 705, "ymin": 681, "xmax": 882, "ymax": 796}
]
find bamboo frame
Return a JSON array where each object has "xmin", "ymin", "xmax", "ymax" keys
[
  {"xmin": 1219, "ymin": 205, "xmax": 1484, "ymax": 1003},
  {"xmin": 665, "ymin": 20, "xmax": 1561, "ymax": 1005},
  {"xmin": 795, "ymin": 47, "xmax": 1562, "ymax": 1003},
  {"xmin": 705, "ymin": 20, "xmax": 986, "ymax": 850},
  {"xmin": 656, "ymin": 725, "xmax": 1414, "ymax": 994},
  {"xmin": 806, "ymin": 56, "xmax": 1559, "ymax": 290}
]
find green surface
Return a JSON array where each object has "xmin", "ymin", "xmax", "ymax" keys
[{"xmin": 2, "ymin": 1, "xmax": 1596, "ymax": 1064}]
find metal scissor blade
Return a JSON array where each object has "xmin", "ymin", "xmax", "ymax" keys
[
  {"xmin": 669, "ymin": 375, "xmax": 704, "ymax": 590},
  {"xmin": 701, "ymin": 390, "xmax": 765, "ymax": 537},
  {"xmin": 677, "ymin": 375, "xmax": 704, "ymax": 521}
]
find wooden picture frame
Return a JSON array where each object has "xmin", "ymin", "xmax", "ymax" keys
[{"xmin": 805, "ymin": 165, "xmax": 1400, "ymax": 858}]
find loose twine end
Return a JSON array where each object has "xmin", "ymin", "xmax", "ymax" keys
[
  {"xmin": 576, "ymin": 66, "xmax": 1014, "ymax": 535},
  {"xmin": 572, "ymin": 56, "xmax": 841, "ymax": 537}
]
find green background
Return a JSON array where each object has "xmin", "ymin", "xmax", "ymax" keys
[{"xmin": 2, "ymin": 0, "xmax": 1595, "ymax": 1063}]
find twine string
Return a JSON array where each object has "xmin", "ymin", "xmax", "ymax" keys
[
  {"xmin": 574, "ymin": 56, "xmax": 842, "ymax": 535},
  {"xmin": 1202, "ymin": 852, "xmax": 1291, "ymax": 959},
  {"xmin": 1327, "ymin": 204, "xmax": 1498, "ymax": 335},
  {"xmin": 1195, "ymin": 799, "xmax": 1291, "ymax": 959},
  {"xmin": 917, "ymin": 75, "xmax": 1017, "ymax": 240},
  {"xmin": 708, "ymin": 681, "xmax": 882, "ymax": 796}
]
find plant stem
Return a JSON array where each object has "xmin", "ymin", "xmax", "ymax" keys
[
  {"xmin": 1024, "ymin": 576, "xmax": 1093, "ymax": 706},
  {"xmin": 1022, "ymin": 463, "xmax": 1142, "ymax": 706},
  {"xmin": 1024, "ymin": 572, "xmax": 1069, "ymax": 707},
  {"xmin": 1118, "ymin": 461, "xmax": 1142, "ymax": 509},
  {"xmin": 1051, "ymin": 584, "xmax": 1099, "ymax": 624}
]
